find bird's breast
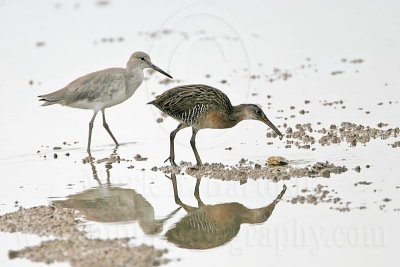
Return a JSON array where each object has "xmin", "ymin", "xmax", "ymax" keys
[
  {"xmin": 197, "ymin": 111, "xmax": 235, "ymax": 129},
  {"xmin": 126, "ymin": 71, "xmax": 144, "ymax": 97}
]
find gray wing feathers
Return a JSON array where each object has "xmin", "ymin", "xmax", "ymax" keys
[{"xmin": 39, "ymin": 68, "xmax": 126, "ymax": 106}]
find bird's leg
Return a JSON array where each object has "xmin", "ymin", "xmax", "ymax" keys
[
  {"xmin": 168, "ymin": 172, "xmax": 196, "ymax": 213},
  {"xmin": 194, "ymin": 178, "xmax": 205, "ymax": 207},
  {"xmin": 190, "ymin": 128, "xmax": 203, "ymax": 166},
  {"xmin": 89, "ymin": 160, "xmax": 101, "ymax": 186},
  {"xmin": 169, "ymin": 173, "xmax": 183, "ymax": 205},
  {"xmin": 167, "ymin": 123, "xmax": 186, "ymax": 167},
  {"xmin": 101, "ymin": 109, "xmax": 119, "ymax": 147},
  {"xmin": 87, "ymin": 111, "xmax": 98, "ymax": 153}
]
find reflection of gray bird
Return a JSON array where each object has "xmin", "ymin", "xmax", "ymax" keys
[
  {"xmin": 56, "ymin": 155, "xmax": 179, "ymax": 235},
  {"xmin": 55, "ymin": 187, "xmax": 179, "ymax": 235},
  {"xmin": 165, "ymin": 173, "xmax": 287, "ymax": 249},
  {"xmin": 148, "ymin": 85, "xmax": 283, "ymax": 166},
  {"xmin": 39, "ymin": 51, "xmax": 172, "ymax": 152}
]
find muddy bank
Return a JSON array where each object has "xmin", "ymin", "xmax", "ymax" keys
[
  {"xmin": 283, "ymin": 121, "xmax": 400, "ymax": 149},
  {"xmin": 159, "ymin": 159, "xmax": 348, "ymax": 182},
  {"xmin": 0, "ymin": 205, "xmax": 168, "ymax": 267},
  {"xmin": 288, "ymin": 184, "xmax": 351, "ymax": 212},
  {"xmin": 287, "ymin": 181, "xmax": 398, "ymax": 212}
]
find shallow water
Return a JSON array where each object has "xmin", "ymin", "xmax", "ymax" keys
[{"xmin": 1, "ymin": 0, "xmax": 400, "ymax": 266}]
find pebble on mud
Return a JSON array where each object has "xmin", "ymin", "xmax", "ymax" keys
[
  {"xmin": 331, "ymin": 70, "xmax": 344, "ymax": 75},
  {"xmin": 349, "ymin": 58, "xmax": 364, "ymax": 64},
  {"xmin": 134, "ymin": 154, "xmax": 148, "ymax": 161},
  {"xmin": 390, "ymin": 141, "xmax": 400, "ymax": 148},
  {"xmin": 354, "ymin": 181, "xmax": 372, "ymax": 186},
  {"xmin": 35, "ymin": 41, "xmax": 45, "ymax": 47}
]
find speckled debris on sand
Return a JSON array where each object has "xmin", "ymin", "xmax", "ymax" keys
[
  {"xmin": 0, "ymin": 205, "xmax": 169, "ymax": 267},
  {"xmin": 288, "ymin": 184, "xmax": 351, "ymax": 212},
  {"xmin": 284, "ymin": 122, "xmax": 399, "ymax": 148},
  {"xmin": 158, "ymin": 160, "xmax": 347, "ymax": 182},
  {"xmin": 134, "ymin": 154, "xmax": 148, "ymax": 161}
]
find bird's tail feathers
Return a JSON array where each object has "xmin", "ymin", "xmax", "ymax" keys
[
  {"xmin": 38, "ymin": 98, "xmax": 59, "ymax": 106},
  {"xmin": 38, "ymin": 89, "xmax": 66, "ymax": 106}
]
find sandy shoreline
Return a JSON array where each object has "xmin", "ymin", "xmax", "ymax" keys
[{"xmin": 0, "ymin": 205, "xmax": 169, "ymax": 267}]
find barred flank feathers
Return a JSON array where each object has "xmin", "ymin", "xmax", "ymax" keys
[{"xmin": 148, "ymin": 84, "xmax": 233, "ymax": 125}]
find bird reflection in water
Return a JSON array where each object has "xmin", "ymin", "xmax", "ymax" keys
[
  {"xmin": 55, "ymin": 150, "xmax": 180, "ymax": 235},
  {"xmin": 165, "ymin": 172, "xmax": 287, "ymax": 249}
]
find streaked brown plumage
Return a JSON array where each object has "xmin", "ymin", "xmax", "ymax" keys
[
  {"xmin": 148, "ymin": 84, "xmax": 283, "ymax": 166},
  {"xmin": 165, "ymin": 173, "xmax": 287, "ymax": 249}
]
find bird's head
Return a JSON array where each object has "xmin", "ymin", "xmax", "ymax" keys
[
  {"xmin": 127, "ymin": 51, "xmax": 173, "ymax": 79},
  {"xmin": 239, "ymin": 104, "xmax": 283, "ymax": 139}
]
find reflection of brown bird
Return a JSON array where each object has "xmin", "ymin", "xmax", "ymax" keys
[
  {"xmin": 165, "ymin": 173, "xmax": 287, "ymax": 249},
  {"xmin": 148, "ymin": 84, "xmax": 283, "ymax": 166},
  {"xmin": 56, "ymin": 157, "xmax": 179, "ymax": 235}
]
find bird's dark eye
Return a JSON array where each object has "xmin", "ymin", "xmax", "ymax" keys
[
  {"xmin": 140, "ymin": 57, "xmax": 145, "ymax": 61},
  {"xmin": 256, "ymin": 110, "xmax": 262, "ymax": 115}
]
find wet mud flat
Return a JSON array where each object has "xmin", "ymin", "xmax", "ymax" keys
[
  {"xmin": 0, "ymin": 205, "xmax": 169, "ymax": 267},
  {"xmin": 159, "ymin": 159, "xmax": 347, "ymax": 181},
  {"xmin": 1, "ymin": 113, "xmax": 399, "ymax": 266},
  {"xmin": 32, "ymin": 119, "xmax": 399, "ymax": 216},
  {"xmin": 283, "ymin": 122, "xmax": 400, "ymax": 149},
  {"xmin": 154, "ymin": 120, "xmax": 400, "ymax": 214},
  {"xmin": 158, "ymin": 159, "xmax": 356, "ymax": 212}
]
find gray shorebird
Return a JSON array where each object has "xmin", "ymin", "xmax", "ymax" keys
[
  {"xmin": 39, "ymin": 51, "xmax": 172, "ymax": 152},
  {"xmin": 148, "ymin": 84, "xmax": 283, "ymax": 166}
]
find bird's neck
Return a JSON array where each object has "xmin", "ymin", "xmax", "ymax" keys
[
  {"xmin": 230, "ymin": 105, "xmax": 248, "ymax": 125},
  {"xmin": 125, "ymin": 66, "xmax": 144, "ymax": 95},
  {"xmin": 241, "ymin": 186, "xmax": 286, "ymax": 223},
  {"xmin": 240, "ymin": 206, "xmax": 274, "ymax": 224}
]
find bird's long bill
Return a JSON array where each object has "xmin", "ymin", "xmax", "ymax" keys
[
  {"xmin": 263, "ymin": 118, "xmax": 283, "ymax": 140},
  {"xmin": 149, "ymin": 62, "xmax": 173, "ymax": 79}
]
